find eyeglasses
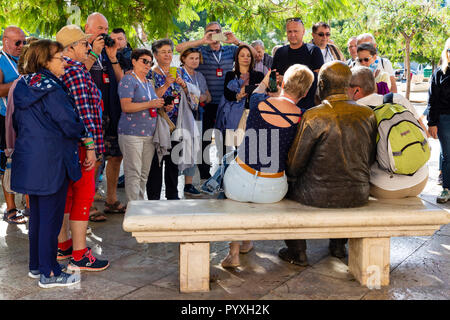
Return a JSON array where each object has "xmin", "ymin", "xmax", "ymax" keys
[
  {"xmin": 72, "ymin": 41, "xmax": 89, "ymax": 48},
  {"xmin": 286, "ymin": 17, "xmax": 303, "ymax": 24},
  {"xmin": 357, "ymin": 57, "xmax": 372, "ymax": 63},
  {"xmin": 52, "ymin": 55, "xmax": 65, "ymax": 62},
  {"xmin": 315, "ymin": 32, "xmax": 331, "ymax": 37},
  {"xmin": 139, "ymin": 58, "xmax": 153, "ymax": 66},
  {"xmin": 206, "ymin": 28, "xmax": 221, "ymax": 33},
  {"xmin": 14, "ymin": 40, "xmax": 27, "ymax": 46}
]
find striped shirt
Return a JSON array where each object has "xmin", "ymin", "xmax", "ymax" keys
[
  {"xmin": 61, "ymin": 56, "xmax": 105, "ymax": 154},
  {"xmin": 195, "ymin": 45, "xmax": 238, "ymax": 104}
]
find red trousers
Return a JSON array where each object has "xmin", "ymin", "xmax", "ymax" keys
[{"xmin": 64, "ymin": 147, "xmax": 95, "ymax": 221}]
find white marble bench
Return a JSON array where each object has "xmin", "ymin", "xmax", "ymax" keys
[{"xmin": 122, "ymin": 198, "xmax": 450, "ymax": 293}]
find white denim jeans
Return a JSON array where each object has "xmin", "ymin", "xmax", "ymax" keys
[
  {"xmin": 223, "ymin": 159, "xmax": 288, "ymax": 203},
  {"xmin": 118, "ymin": 134, "xmax": 155, "ymax": 202}
]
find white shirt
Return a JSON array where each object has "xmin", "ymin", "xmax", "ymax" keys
[
  {"xmin": 357, "ymin": 93, "xmax": 428, "ymax": 191},
  {"xmin": 320, "ymin": 47, "xmax": 334, "ymax": 63}
]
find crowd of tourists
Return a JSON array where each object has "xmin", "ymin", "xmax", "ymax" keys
[{"xmin": 0, "ymin": 12, "xmax": 448, "ymax": 288}]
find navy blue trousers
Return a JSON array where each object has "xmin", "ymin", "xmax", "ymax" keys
[
  {"xmin": 28, "ymin": 179, "xmax": 69, "ymax": 277},
  {"xmin": 438, "ymin": 114, "xmax": 450, "ymax": 189}
]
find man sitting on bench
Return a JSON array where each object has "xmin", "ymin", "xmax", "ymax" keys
[{"xmin": 278, "ymin": 61, "xmax": 378, "ymax": 266}]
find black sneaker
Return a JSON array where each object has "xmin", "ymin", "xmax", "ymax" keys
[
  {"xmin": 184, "ymin": 184, "xmax": 201, "ymax": 196},
  {"xmin": 67, "ymin": 248, "xmax": 109, "ymax": 272},
  {"xmin": 57, "ymin": 246, "xmax": 73, "ymax": 261}
]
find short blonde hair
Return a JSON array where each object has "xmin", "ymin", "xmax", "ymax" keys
[
  {"xmin": 441, "ymin": 38, "xmax": 450, "ymax": 74},
  {"xmin": 283, "ymin": 64, "xmax": 314, "ymax": 99}
]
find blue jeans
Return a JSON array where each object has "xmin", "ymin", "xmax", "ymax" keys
[{"xmin": 437, "ymin": 114, "xmax": 450, "ymax": 189}]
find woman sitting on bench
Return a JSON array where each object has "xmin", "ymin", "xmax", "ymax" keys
[{"xmin": 221, "ymin": 64, "xmax": 314, "ymax": 268}]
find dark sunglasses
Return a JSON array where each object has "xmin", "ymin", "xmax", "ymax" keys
[
  {"xmin": 139, "ymin": 58, "xmax": 153, "ymax": 66},
  {"xmin": 447, "ymin": 48, "xmax": 450, "ymax": 52},
  {"xmin": 286, "ymin": 17, "xmax": 303, "ymax": 24},
  {"xmin": 14, "ymin": 40, "xmax": 27, "ymax": 46},
  {"xmin": 357, "ymin": 57, "xmax": 371, "ymax": 63},
  {"xmin": 316, "ymin": 32, "xmax": 331, "ymax": 37}
]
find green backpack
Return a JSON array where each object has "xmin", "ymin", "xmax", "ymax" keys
[{"xmin": 372, "ymin": 93, "xmax": 430, "ymax": 175}]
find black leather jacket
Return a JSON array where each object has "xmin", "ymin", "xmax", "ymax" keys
[
  {"xmin": 427, "ymin": 66, "xmax": 450, "ymax": 127},
  {"xmin": 286, "ymin": 94, "xmax": 377, "ymax": 208}
]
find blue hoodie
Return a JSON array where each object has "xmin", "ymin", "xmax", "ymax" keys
[{"xmin": 11, "ymin": 69, "xmax": 86, "ymax": 195}]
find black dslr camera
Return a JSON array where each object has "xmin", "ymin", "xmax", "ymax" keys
[
  {"xmin": 100, "ymin": 33, "xmax": 116, "ymax": 47},
  {"xmin": 164, "ymin": 95, "xmax": 175, "ymax": 106}
]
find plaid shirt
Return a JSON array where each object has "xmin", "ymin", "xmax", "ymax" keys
[{"xmin": 62, "ymin": 56, "xmax": 105, "ymax": 154}]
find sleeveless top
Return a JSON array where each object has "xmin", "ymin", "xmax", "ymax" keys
[
  {"xmin": 0, "ymin": 52, "xmax": 19, "ymax": 116},
  {"xmin": 237, "ymin": 94, "xmax": 300, "ymax": 173}
]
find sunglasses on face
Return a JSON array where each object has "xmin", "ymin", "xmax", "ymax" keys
[
  {"xmin": 286, "ymin": 17, "xmax": 303, "ymax": 24},
  {"xmin": 357, "ymin": 57, "xmax": 372, "ymax": 63},
  {"xmin": 14, "ymin": 40, "xmax": 27, "ymax": 46},
  {"xmin": 316, "ymin": 32, "xmax": 331, "ymax": 37},
  {"xmin": 139, "ymin": 58, "xmax": 153, "ymax": 66},
  {"xmin": 206, "ymin": 29, "xmax": 221, "ymax": 33}
]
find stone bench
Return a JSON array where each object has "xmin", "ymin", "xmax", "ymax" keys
[{"xmin": 122, "ymin": 198, "xmax": 450, "ymax": 293}]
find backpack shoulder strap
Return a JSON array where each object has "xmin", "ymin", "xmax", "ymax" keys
[{"xmin": 383, "ymin": 92, "xmax": 394, "ymax": 104}]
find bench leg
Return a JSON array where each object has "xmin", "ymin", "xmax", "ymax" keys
[
  {"xmin": 348, "ymin": 237, "xmax": 390, "ymax": 288},
  {"xmin": 179, "ymin": 242, "xmax": 210, "ymax": 293}
]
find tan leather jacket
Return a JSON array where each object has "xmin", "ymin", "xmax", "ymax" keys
[{"xmin": 286, "ymin": 94, "xmax": 377, "ymax": 208}]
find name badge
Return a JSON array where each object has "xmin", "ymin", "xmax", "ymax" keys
[
  {"xmin": 216, "ymin": 68, "xmax": 223, "ymax": 77},
  {"xmin": 102, "ymin": 73, "xmax": 110, "ymax": 84},
  {"xmin": 174, "ymin": 97, "xmax": 180, "ymax": 105}
]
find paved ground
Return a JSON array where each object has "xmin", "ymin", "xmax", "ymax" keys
[{"xmin": 0, "ymin": 83, "xmax": 448, "ymax": 300}]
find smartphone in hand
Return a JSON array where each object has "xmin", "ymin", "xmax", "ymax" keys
[
  {"xmin": 211, "ymin": 33, "xmax": 228, "ymax": 42},
  {"xmin": 268, "ymin": 70, "xmax": 278, "ymax": 92}
]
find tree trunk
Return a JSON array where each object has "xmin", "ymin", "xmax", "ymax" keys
[{"xmin": 405, "ymin": 37, "xmax": 412, "ymax": 100}]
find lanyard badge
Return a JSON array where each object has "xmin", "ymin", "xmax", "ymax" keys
[
  {"xmin": 216, "ymin": 68, "xmax": 223, "ymax": 77},
  {"xmin": 102, "ymin": 72, "xmax": 110, "ymax": 84}
]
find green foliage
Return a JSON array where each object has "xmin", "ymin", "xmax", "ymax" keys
[{"xmin": 0, "ymin": 0, "xmax": 448, "ymax": 66}]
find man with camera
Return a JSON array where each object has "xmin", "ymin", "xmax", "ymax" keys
[
  {"xmin": 84, "ymin": 12, "xmax": 126, "ymax": 220},
  {"xmin": 110, "ymin": 28, "xmax": 133, "ymax": 72}
]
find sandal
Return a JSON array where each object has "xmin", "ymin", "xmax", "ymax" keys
[
  {"xmin": 104, "ymin": 201, "xmax": 126, "ymax": 214},
  {"xmin": 3, "ymin": 208, "xmax": 27, "ymax": 224},
  {"xmin": 89, "ymin": 207, "xmax": 107, "ymax": 222}
]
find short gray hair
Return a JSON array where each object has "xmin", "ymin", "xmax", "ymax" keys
[
  {"xmin": 356, "ymin": 33, "xmax": 376, "ymax": 45},
  {"xmin": 151, "ymin": 38, "xmax": 174, "ymax": 55},
  {"xmin": 347, "ymin": 36, "xmax": 357, "ymax": 46},
  {"xmin": 205, "ymin": 21, "xmax": 221, "ymax": 32},
  {"xmin": 251, "ymin": 40, "xmax": 264, "ymax": 48},
  {"xmin": 350, "ymin": 66, "xmax": 376, "ymax": 95}
]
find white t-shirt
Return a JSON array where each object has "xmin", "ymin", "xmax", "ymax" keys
[
  {"xmin": 357, "ymin": 93, "xmax": 428, "ymax": 191},
  {"xmin": 321, "ymin": 47, "xmax": 334, "ymax": 63}
]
